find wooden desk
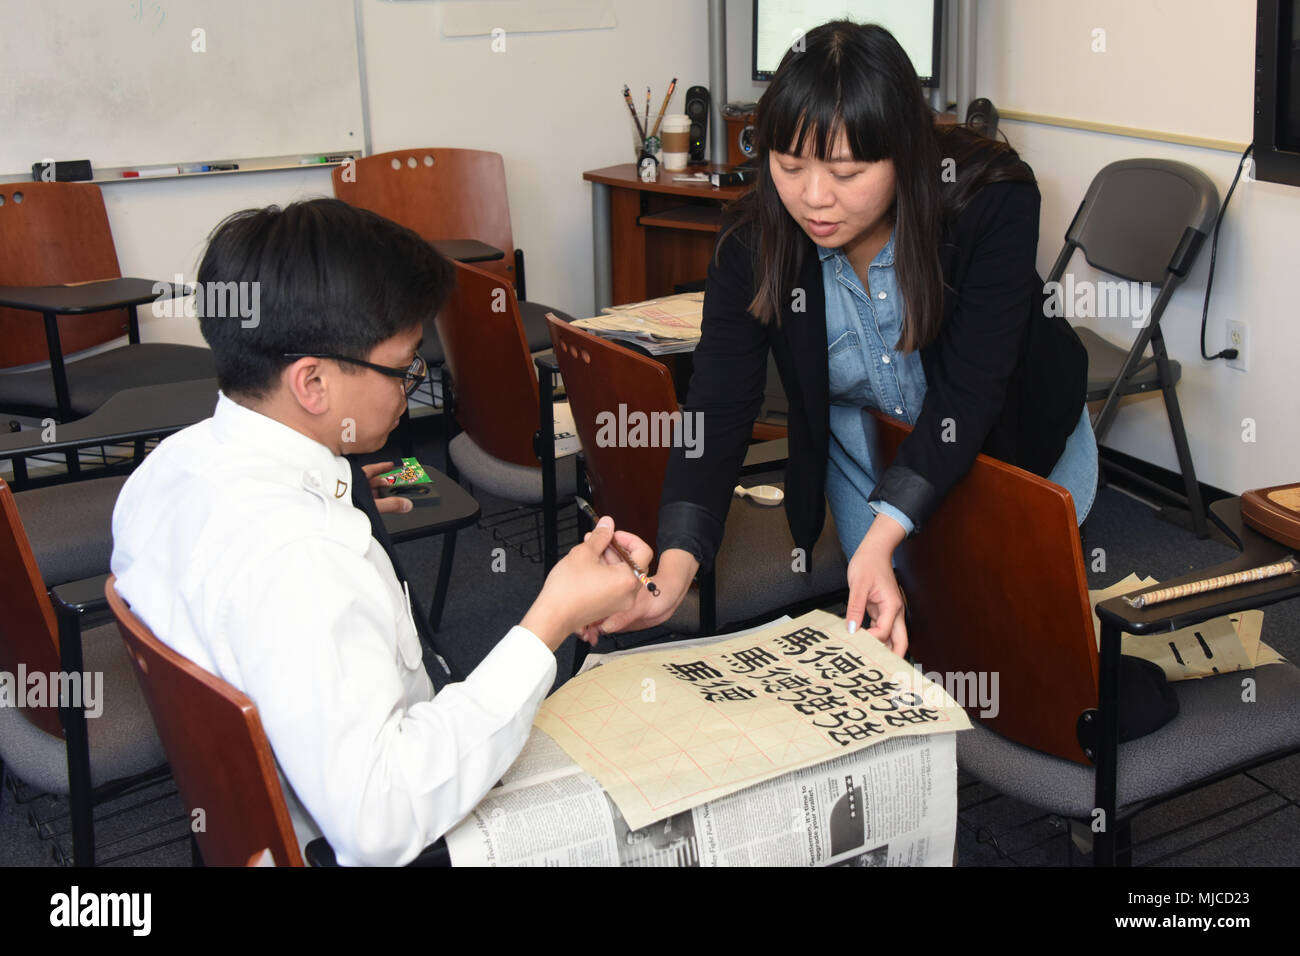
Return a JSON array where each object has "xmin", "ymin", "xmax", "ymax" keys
[{"xmin": 584, "ymin": 164, "xmax": 749, "ymax": 311}]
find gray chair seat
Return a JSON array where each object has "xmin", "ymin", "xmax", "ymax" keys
[
  {"xmin": 957, "ymin": 661, "xmax": 1300, "ymax": 819},
  {"xmin": 0, "ymin": 344, "xmax": 214, "ymax": 419},
  {"xmin": 13, "ymin": 475, "xmax": 127, "ymax": 586},
  {"xmin": 1074, "ymin": 326, "xmax": 1174, "ymax": 398},
  {"xmin": 449, "ymin": 431, "xmax": 579, "ymax": 504},
  {"xmin": 0, "ymin": 621, "xmax": 166, "ymax": 793},
  {"xmin": 666, "ymin": 491, "xmax": 848, "ymax": 634},
  {"xmin": 519, "ymin": 301, "xmax": 574, "ymax": 354}
]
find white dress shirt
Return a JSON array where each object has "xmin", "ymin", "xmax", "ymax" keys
[{"xmin": 111, "ymin": 393, "xmax": 556, "ymax": 866}]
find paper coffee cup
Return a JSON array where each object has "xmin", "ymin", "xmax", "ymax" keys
[{"xmin": 661, "ymin": 114, "xmax": 691, "ymax": 170}]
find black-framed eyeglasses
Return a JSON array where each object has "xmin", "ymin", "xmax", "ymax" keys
[{"xmin": 282, "ymin": 352, "xmax": 428, "ymax": 397}]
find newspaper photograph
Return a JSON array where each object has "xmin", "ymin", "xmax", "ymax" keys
[{"xmin": 444, "ymin": 729, "xmax": 957, "ymax": 867}]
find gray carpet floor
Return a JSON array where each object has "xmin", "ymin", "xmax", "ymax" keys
[{"xmin": 2, "ymin": 417, "xmax": 1297, "ymax": 866}]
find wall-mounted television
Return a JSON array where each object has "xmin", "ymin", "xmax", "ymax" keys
[
  {"xmin": 752, "ymin": 0, "xmax": 942, "ymax": 87},
  {"xmin": 1255, "ymin": 0, "xmax": 1300, "ymax": 186}
]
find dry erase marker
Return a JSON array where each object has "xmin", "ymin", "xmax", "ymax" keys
[
  {"xmin": 574, "ymin": 496, "xmax": 659, "ymax": 596},
  {"xmin": 121, "ymin": 166, "xmax": 179, "ymax": 178}
]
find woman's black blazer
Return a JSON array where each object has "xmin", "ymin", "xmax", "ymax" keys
[{"xmin": 657, "ymin": 179, "xmax": 1087, "ymax": 571}]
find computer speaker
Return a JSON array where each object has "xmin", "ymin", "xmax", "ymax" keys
[
  {"xmin": 685, "ymin": 85, "xmax": 709, "ymax": 163},
  {"xmin": 965, "ymin": 97, "xmax": 999, "ymax": 139}
]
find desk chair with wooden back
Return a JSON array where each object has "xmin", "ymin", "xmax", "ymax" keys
[
  {"xmin": 0, "ymin": 182, "xmax": 214, "ymax": 421},
  {"xmin": 107, "ymin": 577, "xmax": 452, "ymax": 868},
  {"xmin": 332, "ymin": 148, "xmax": 573, "ymax": 359},
  {"xmin": 437, "ymin": 261, "xmax": 577, "ymax": 569},
  {"xmin": 871, "ymin": 412, "xmax": 1300, "ymax": 865},
  {"xmin": 547, "ymin": 316, "xmax": 846, "ymax": 639},
  {"xmin": 0, "ymin": 479, "xmax": 167, "ymax": 866},
  {"xmin": 1045, "ymin": 159, "xmax": 1219, "ymax": 537},
  {"xmin": 106, "ymin": 576, "xmax": 303, "ymax": 867}
]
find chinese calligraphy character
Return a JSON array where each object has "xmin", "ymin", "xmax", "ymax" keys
[
  {"xmin": 788, "ymin": 693, "xmax": 848, "ymax": 714},
  {"xmin": 775, "ymin": 626, "xmax": 830, "ymax": 656},
  {"xmin": 883, "ymin": 707, "xmax": 941, "ymax": 728},
  {"xmin": 834, "ymin": 671, "xmax": 900, "ymax": 702},
  {"xmin": 755, "ymin": 668, "xmax": 814, "ymax": 693},
  {"xmin": 696, "ymin": 681, "xmax": 758, "ymax": 703},
  {"xmin": 803, "ymin": 649, "xmax": 867, "ymax": 679},
  {"xmin": 663, "ymin": 661, "xmax": 724, "ymax": 683},
  {"xmin": 722, "ymin": 646, "xmax": 780, "ymax": 674},
  {"xmin": 811, "ymin": 707, "xmax": 872, "ymax": 729},
  {"xmin": 828, "ymin": 721, "xmax": 886, "ymax": 746},
  {"xmin": 869, "ymin": 691, "xmax": 927, "ymax": 713}
]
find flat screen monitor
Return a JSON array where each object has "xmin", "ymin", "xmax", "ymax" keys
[
  {"xmin": 1256, "ymin": 0, "xmax": 1300, "ymax": 186},
  {"xmin": 753, "ymin": 0, "xmax": 942, "ymax": 86}
]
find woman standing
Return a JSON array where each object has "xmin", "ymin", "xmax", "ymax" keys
[{"xmin": 597, "ymin": 21, "xmax": 1095, "ymax": 654}]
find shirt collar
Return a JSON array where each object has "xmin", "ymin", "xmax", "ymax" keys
[
  {"xmin": 817, "ymin": 228, "xmax": 896, "ymax": 268},
  {"xmin": 209, "ymin": 392, "xmax": 358, "ymax": 505}
]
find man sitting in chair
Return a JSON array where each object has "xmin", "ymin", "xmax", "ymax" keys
[{"xmin": 111, "ymin": 199, "xmax": 651, "ymax": 866}]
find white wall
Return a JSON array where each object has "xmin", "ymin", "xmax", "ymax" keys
[
  {"xmin": 16, "ymin": 0, "xmax": 710, "ymax": 351},
  {"xmin": 360, "ymin": 0, "xmax": 710, "ymax": 319},
  {"xmin": 977, "ymin": 0, "xmax": 1300, "ymax": 495}
]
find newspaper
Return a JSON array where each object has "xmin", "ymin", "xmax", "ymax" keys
[
  {"xmin": 535, "ymin": 609, "xmax": 970, "ymax": 830},
  {"xmin": 444, "ymin": 727, "xmax": 958, "ymax": 866},
  {"xmin": 552, "ymin": 401, "xmax": 581, "ymax": 458},
  {"xmin": 572, "ymin": 292, "xmax": 703, "ymax": 355}
]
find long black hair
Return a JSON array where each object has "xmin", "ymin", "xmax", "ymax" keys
[{"xmin": 723, "ymin": 20, "xmax": 1032, "ymax": 352}]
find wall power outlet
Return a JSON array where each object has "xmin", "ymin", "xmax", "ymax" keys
[{"xmin": 1226, "ymin": 320, "xmax": 1248, "ymax": 372}]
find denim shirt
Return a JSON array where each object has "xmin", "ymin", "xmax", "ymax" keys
[{"xmin": 820, "ymin": 233, "xmax": 1098, "ymax": 559}]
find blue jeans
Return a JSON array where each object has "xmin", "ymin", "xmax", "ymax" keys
[{"xmin": 827, "ymin": 407, "xmax": 1097, "ymax": 561}]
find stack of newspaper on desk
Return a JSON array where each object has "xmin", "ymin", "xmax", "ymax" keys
[
  {"xmin": 572, "ymin": 291, "xmax": 704, "ymax": 355},
  {"xmin": 445, "ymin": 611, "xmax": 968, "ymax": 867}
]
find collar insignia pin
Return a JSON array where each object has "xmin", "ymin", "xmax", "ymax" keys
[{"xmin": 335, "ymin": 480, "xmax": 348, "ymax": 498}]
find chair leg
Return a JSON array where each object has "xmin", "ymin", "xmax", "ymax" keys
[
  {"xmin": 55, "ymin": 601, "xmax": 96, "ymax": 866},
  {"xmin": 699, "ymin": 568, "xmax": 717, "ymax": 635},
  {"xmin": 397, "ymin": 408, "xmax": 415, "ymax": 459},
  {"xmin": 535, "ymin": 363, "xmax": 559, "ymax": 572},
  {"xmin": 1152, "ymin": 333, "xmax": 1207, "ymax": 537},
  {"xmin": 1115, "ymin": 819, "xmax": 1133, "ymax": 866},
  {"xmin": 429, "ymin": 531, "xmax": 457, "ymax": 632},
  {"xmin": 440, "ymin": 366, "xmax": 457, "ymax": 478},
  {"xmin": 571, "ymin": 639, "xmax": 591, "ymax": 678}
]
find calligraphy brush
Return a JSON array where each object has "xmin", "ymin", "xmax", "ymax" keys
[
  {"xmin": 575, "ymin": 496, "xmax": 659, "ymax": 595},
  {"xmin": 650, "ymin": 77, "xmax": 677, "ymax": 138},
  {"xmin": 622, "ymin": 85, "xmax": 646, "ymax": 141}
]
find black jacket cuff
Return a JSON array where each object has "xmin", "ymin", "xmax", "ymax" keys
[
  {"xmin": 868, "ymin": 465, "xmax": 938, "ymax": 533},
  {"xmin": 656, "ymin": 500, "xmax": 725, "ymax": 573}
]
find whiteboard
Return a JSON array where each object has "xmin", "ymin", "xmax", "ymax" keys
[{"xmin": 1, "ymin": 0, "xmax": 366, "ymax": 175}]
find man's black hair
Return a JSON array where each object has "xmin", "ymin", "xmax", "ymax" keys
[{"xmin": 196, "ymin": 198, "xmax": 453, "ymax": 397}]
